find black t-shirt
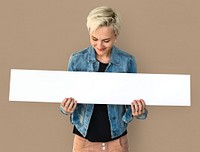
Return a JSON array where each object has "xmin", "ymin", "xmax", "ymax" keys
[{"xmin": 73, "ymin": 61, "xmax": 127, "ymax": 142}]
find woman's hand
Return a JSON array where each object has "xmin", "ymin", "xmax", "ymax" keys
[
  {"xmin": 131, "ymin": 99, "xmax": 146, "ymax": 117},
  {"xmin": 60, "ymin": 97, "xmax": 77, "ymax": 114}
]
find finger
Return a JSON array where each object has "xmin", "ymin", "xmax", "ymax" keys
[
  {"xmin": 139, "ymin": 99, "xmax": 146, "ymax": 114},
  {"xmin": 65, "ymin": 97, "xmax": 73, "ymax": 109},
  {"xmin": 140, "ymin": 99, "xmax": 146, "ymax": 109},
  {"xmin": 61, "ymin": 98, "xmax": 68, "ymax": 107},
  {"xmin": 71, "ymin": 100, "xmax": 77, "ymax": 111},
  {"xmin": 134, "ymin": 100, "xmax": 139, "ymax": 113},
  {"xmin": 136, "ymin": 100, "xmax": 143, "ymax": 115},
  {"xmin": 131, "ymin": 101, "xmax": 136, "ymax": 114},
  {"xmin": 137, "ymin": 100, "xmax": 143, "ymax": 111},
  {"xmin": 132, "ymin": 100, "xmax": 140, "ymax": 116},
  {"xmin": 61, "ymin": 98, "xmax": 72, "ymax": 112},
  {"xmin": 68, "ymin": 98, "xmax": 75, "ymax": 111}
]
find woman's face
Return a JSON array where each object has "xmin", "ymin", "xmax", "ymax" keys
[{"xmin": 90, "ymin": 26, "xmax": 117, "ymax": 58}]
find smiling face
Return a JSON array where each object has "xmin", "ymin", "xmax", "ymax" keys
[{"xmin": 90, "ymin": 26, "xmax": 117, "ymax": 63}]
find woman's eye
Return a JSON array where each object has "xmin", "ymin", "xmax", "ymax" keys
[
  {"xmin": 103, "ymin": 40, "xmax": 110, "ymax": 43},
  {"xmin": 92, "ymin": 38, "xmax": 98, "ymax": 41}
]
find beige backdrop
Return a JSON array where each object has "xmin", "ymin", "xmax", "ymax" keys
[{"xmin": 1, "ymin": 0, "xmax": 199, "ymax": 152}]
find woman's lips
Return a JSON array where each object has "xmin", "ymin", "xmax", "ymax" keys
[{"xmin": 96, "ymin": 48, "xmax": 106, "ymax": 52}]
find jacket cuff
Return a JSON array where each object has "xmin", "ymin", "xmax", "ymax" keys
[
  {"xmin": 122, "ymin": 106, "xmax": 133, "ymax": 123},
  {"xmin": 136, "ymin": 108, "xmax": 148, "ymax": 120},
  {"xmin": 60, "ymin": 105, "xmax": 69, "ymax": 115}
]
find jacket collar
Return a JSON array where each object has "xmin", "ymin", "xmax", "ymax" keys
[{"xmin": 88, "ymin": 45, "xmax": 120, "ymax": 65}]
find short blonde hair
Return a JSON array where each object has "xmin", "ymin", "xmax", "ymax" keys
[{"xmin": 86, "ymin": 6, "xmax": 121, "ymax": 36}]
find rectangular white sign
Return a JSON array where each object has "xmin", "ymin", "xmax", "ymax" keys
[{"xmin": 9, "ymin": 69, "xmax": 191, "ymax": 106}]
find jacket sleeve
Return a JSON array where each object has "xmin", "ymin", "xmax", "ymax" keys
[
  {"xmin": 122, "ymin": 105, "xmax": 133, "ymax": 123},
  {"xmin": 67, "ymin": 53, "xmax": 75, "ymax": 71},
  {"xmin": 136, "ymin": 109, "xmax": 148, "ymax": 120},
  {"xmin": 122, "ymin": 56, "xmax": 148, "ymax": 122},
  {"xmin": 128, "ymin": 55, "xmax": 137, "ymax": 73},
  {"xmin": 60, "ymin": 54, "xmax": 75, "ymax": 115},
  {"xmin": 122, "ymin": 105, "xmax": 148, "ymax": 123}
]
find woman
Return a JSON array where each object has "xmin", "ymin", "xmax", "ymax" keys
[{"xmin": 60, "ymin": 6, "xmax": 148, "ymax": 152}]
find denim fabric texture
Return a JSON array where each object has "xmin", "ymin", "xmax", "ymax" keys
[{"xmin": 66, "ymin": 45, "xmax": 148, "ymax": 138}]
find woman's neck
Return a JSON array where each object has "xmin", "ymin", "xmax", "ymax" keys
[
  {"xmin": 96, "ymin": 51, "xmax": 111, "ymax": 64},
  {"xmin": 96, "ymin": 55, "xmax": 110, "ymax": 64}
]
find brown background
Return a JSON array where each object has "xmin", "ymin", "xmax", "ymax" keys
[{"xmin": 0, "ymin": 0, "xmax": 199, "ymax": 152}]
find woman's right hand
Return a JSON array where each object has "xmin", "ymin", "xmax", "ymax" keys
[{"xmin": 60, "ymin": 97, "xmax": 77, "ymax": 114}]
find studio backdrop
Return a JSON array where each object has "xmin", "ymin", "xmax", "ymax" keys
[{"xmin": 0, "ymin": 0, "xmax": 199, "ymax": 152}]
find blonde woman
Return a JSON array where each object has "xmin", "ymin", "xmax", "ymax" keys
[{"xmin": 60, "ymin": 6, "xmax": 148, "ymax": 152}]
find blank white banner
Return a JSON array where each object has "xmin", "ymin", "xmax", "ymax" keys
[{"xmin": 9, "ymin": 69, "xmax": 191, "ymax": 106}]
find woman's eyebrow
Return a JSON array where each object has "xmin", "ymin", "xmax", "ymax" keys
[
  {"xmin": 91, "ymin": 36, "xmax": 98, "ymax": 39},
  {"xmin": 91, "ymin": 36, "xmax": 111, "ymax": 41}
]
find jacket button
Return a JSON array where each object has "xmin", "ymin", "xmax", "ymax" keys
[
  {"xmin": 112, "ymin": 117, "xmax": 116, "ymax": 120},
  {"xmin": 102, "ymin": 143, "xmax": 106, "ymax": 146}
]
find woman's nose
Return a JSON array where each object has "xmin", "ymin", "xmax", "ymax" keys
[{"xmin": 96, "ymin": 40, "xmax": 103, "ymax": 48}]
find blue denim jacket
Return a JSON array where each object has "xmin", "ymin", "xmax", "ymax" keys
[{"xmin": 64, "ymin": 45, "xmax": 148, "ymax": 139}]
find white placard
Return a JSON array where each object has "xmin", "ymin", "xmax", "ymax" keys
[{"xmin": 9, "ymin": 69, "xmax": 191, "ymax": 106}]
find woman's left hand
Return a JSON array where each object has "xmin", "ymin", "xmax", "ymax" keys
[{"xmin": 131, "ymin": 99, "xmax": 146, "ymax": 117}]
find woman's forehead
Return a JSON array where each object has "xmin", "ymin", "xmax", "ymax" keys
[{"xmin": 90, "ymin": 26, "xmax": 115, "ymax": 38}]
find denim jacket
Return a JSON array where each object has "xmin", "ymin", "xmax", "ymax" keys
[{"xmin": 63, "ymin": 45, "xmax": 148, "ymax": 139}]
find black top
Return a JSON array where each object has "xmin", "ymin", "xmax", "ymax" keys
[{"xmin": 73, "ymin": 61, "xmax": 127, "ymax": 142}]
